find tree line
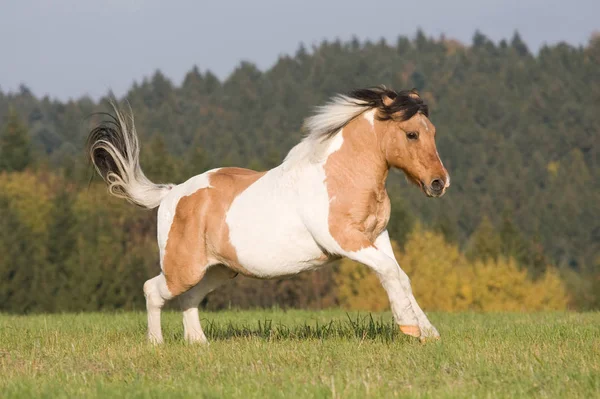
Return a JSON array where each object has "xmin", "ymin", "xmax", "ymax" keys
[{"xmin": 0, "ymin": 30, "xmax": 598, "ymax": 312}]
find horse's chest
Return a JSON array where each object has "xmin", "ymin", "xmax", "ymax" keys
[
  {"xmin": 361, "ymin": 190, "xmax": 391, "ymax": 241},
  {"xmin": 326, "ymin": 185, "xmax": 391, "ymax": 251}
]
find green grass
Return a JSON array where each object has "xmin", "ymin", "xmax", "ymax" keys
[{"xmin": 1, "ymin": 310, "xmax": 599, "ymax": 398}]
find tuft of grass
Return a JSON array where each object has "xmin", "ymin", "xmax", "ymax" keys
[
  {"xmin": 201, "ymin": 312, "xmax": 398, "ymax": 342},
  {"xmin": 0, "ymin": 310, "xmax": 599, "ymax": 398}
]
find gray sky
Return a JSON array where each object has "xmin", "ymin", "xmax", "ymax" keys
[{"xmin": 1, "ymin": 0, "xmax": 598, "ymax": 101}]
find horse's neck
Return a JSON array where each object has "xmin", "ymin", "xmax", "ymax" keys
[
  {"xmin": 339, "ymin": 162, "xmax": 389, "ymax": 196},
  {"xmin": 281, "ymin": 121, "xmax": 390, "ymax": 195},
  {"xmin": 321, "ymin": 134, "xmax": 389, "ymax": 197}
]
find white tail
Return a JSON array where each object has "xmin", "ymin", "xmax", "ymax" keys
[{"xmin": 86, "ymin": 102, "xmax": 173, "ymax": 209}]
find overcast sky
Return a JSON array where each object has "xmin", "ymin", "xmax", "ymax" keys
[{"xmin": 1, "ymin": 0, "xmax": 598, "ymax": 101}]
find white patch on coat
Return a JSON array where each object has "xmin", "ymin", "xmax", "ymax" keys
[
  {"xmin": 325, "ymin": 129, "xmax": 344, "ymax": 155},
  {"xmin": 363, "ymin": 109, "xmax": 376, "ymax": 127},
  {"xmin": 226, "ymin": 133, "xmax": 347, "ymax": 278},
  {"xmin": 283, "ymin": 129, "xmax": 344, "ymax": 168}
]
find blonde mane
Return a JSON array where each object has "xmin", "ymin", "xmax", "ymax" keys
[
  {"xmin": 283, "ymin": 95, "xmax": 373, "ymax": 166},
  {"xmin": 283, "ymin": 86, "xmax": 428, "ymax": 167}
]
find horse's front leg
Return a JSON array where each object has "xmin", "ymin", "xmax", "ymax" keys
[
  {"xmin": 374, "ymin": 231, "xmax": 440, "ymax": 341},
  {"xmin": 339, "ymin": 230, "xmax": 439, "ymax": 341}
]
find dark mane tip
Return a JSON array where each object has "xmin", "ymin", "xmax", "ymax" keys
[{"xmin": 347, "ymin": 85, "xmax": 429, "ymax": 121}]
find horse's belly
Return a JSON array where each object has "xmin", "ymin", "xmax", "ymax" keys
[
  {"xmin": 225, "ymin": 174, "xmax": 326, "ymax": 278},
  {"xmin": 227, "ymin": 208, "xmax": 326, "ymax": 277}
]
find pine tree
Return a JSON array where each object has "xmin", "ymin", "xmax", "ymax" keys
[
  {"xmin": 499, "ymin": 209, "xmax": 527, "ymax": 263},
  {"xmin": 466, "ymin": 216, "xmax": 502, "ymax": 262},
  {"xmin": 0, "ymin": 195, "xmax": 39, "ymax": 312},
  {"xmin": 45, "ymin": 189, "xmax": 77, "ymax": 310},
  {"xmin": 387, "ymin": 196, "xmax": 415, "ymax": 248},
  {"xmin": 434, "ymin": 212, "xmax": 459, "ymax": 244},
  {"xmin": 511, "ymin": 32, "xmax": 530, "ymax": 57},
  {"xmin": 141, "ymin": 135, "xmax": 180, "ymax": 183},
  {"xmin": 0, "ymin": 108, "xmax": 32, "ymax": 172}
]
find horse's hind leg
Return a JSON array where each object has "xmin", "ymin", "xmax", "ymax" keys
[
  {"xmin": 179, "ymin": 265, "xmax": 237, "ymax": 344},
  {"xmin": 143, "ymin": 273, "xmax": 173, "ymax": 344}
]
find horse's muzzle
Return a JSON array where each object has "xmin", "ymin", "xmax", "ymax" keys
[{"xmin": 423, "ymin": 178, "xmax": 447, "ymax": 197}]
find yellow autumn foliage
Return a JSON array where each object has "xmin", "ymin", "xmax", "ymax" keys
[
  {"xmin": 467, "ymin": 258, "xmax": 568, "ymax": 311},
  {"xmin": 0, "ymin": 170, "xmax": 55, "ymax": 234},
  {"xmin": 335, "ymin": 224, "xmax": 569, "ymax": 311}
]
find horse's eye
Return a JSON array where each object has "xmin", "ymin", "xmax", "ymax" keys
[{"xmin": 406, "ymin": 131, "xmax": 419, "ymax": 140}]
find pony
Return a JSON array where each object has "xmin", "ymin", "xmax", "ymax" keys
[{"xmin": 86, "ymin": 86, "xmax": 450, "ymax": 344}]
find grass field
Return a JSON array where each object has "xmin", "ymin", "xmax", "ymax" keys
[{"xmin": 1, "ymin": 310, "xmax": 599, "ymax": 398}]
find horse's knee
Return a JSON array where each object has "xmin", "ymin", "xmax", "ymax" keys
[
  {"xmin": 144, "ymin": 274, "xmax": 173, "ymax": 308},
  {"xmin": 143, "ymin": 278, "xmax": 156, "ymax": 297},
  {"xmin": 375, "ymin": 261, "xmax": 403, "ymax": 280}
]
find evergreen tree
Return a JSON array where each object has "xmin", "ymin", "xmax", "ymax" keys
[
  {"xmin": 0, "ymin": 195, "xmax": 41, "ymax": 312},
  {"xmin": 511, "ymin": 32, "xmax": 530, "ymax": 56},
  {"xmin": 499, "ymin": 209, "xmax": 528, "ymax": 264},
  {"xmin": 45, "ymin": 189, "xmax": 77, "ymax": 310},
  {"xmin": 466, "ymin": 216, "xmax": 502, "ymax": 262},
  {"xmin": 141, "ymin": 135, "xmax": 180, "ymax": 183},
  {"xmin": 387, "ymin": 196, "xmax": 415, "ymax": 248},
  {"xmin": 434, "ymin": 212, "xmax": 459, "ymax": 244},
  {"xmin": 0, "ymin": 108, "xmax": 32, "ymax": 172}
]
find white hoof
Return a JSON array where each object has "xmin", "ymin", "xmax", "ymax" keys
[
  {"xmin": 148, "ymin": 333, "xmax": 164, "ymax": 345},
  {"xmin": 184, "ymin": 331, "xmax": 209, "ymax": 345}
]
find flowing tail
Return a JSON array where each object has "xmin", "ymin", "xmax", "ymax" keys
[{"xmin": 86, "ymin": 102, "xmax": 173, "ymax": 209}]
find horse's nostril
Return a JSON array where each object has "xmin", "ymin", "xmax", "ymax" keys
[{"xmin": 430, "ymin": 179, "xmax": 444, "ymax": 192}]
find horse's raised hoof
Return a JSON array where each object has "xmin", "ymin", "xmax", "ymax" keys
[
  {"xmin": 418, "ymin": 325, "xmax": 441, "ymax": 343},
  {"xmin": 399, "ymin": 325, "xmax": 421, "ymax": 338}
]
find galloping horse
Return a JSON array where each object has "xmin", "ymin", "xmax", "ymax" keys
[{"xmin": 87, "ymin": 86, "xmax": 450, "ymax": 344}]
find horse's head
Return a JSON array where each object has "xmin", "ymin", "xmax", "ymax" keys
[{"xmin": 375, "ymin": 89, "xmax": 449, "ymax": 197}]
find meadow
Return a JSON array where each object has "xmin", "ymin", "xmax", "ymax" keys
[{"xmin": 1, "ymin": 310, "xmax": 599, "ymax": 398}]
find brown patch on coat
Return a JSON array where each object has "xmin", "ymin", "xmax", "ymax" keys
[
  {"xmin": 324, "ymin": 116, "xmax": 391, "ymax": 252},
  {"xmin": 162, "ymin": 168, "xmax": 265, "ymax": 296}
]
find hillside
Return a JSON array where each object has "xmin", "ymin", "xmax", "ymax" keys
[{"xmin": 0, "ymin": 31, "xmax": 598, "ymax": 311}]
